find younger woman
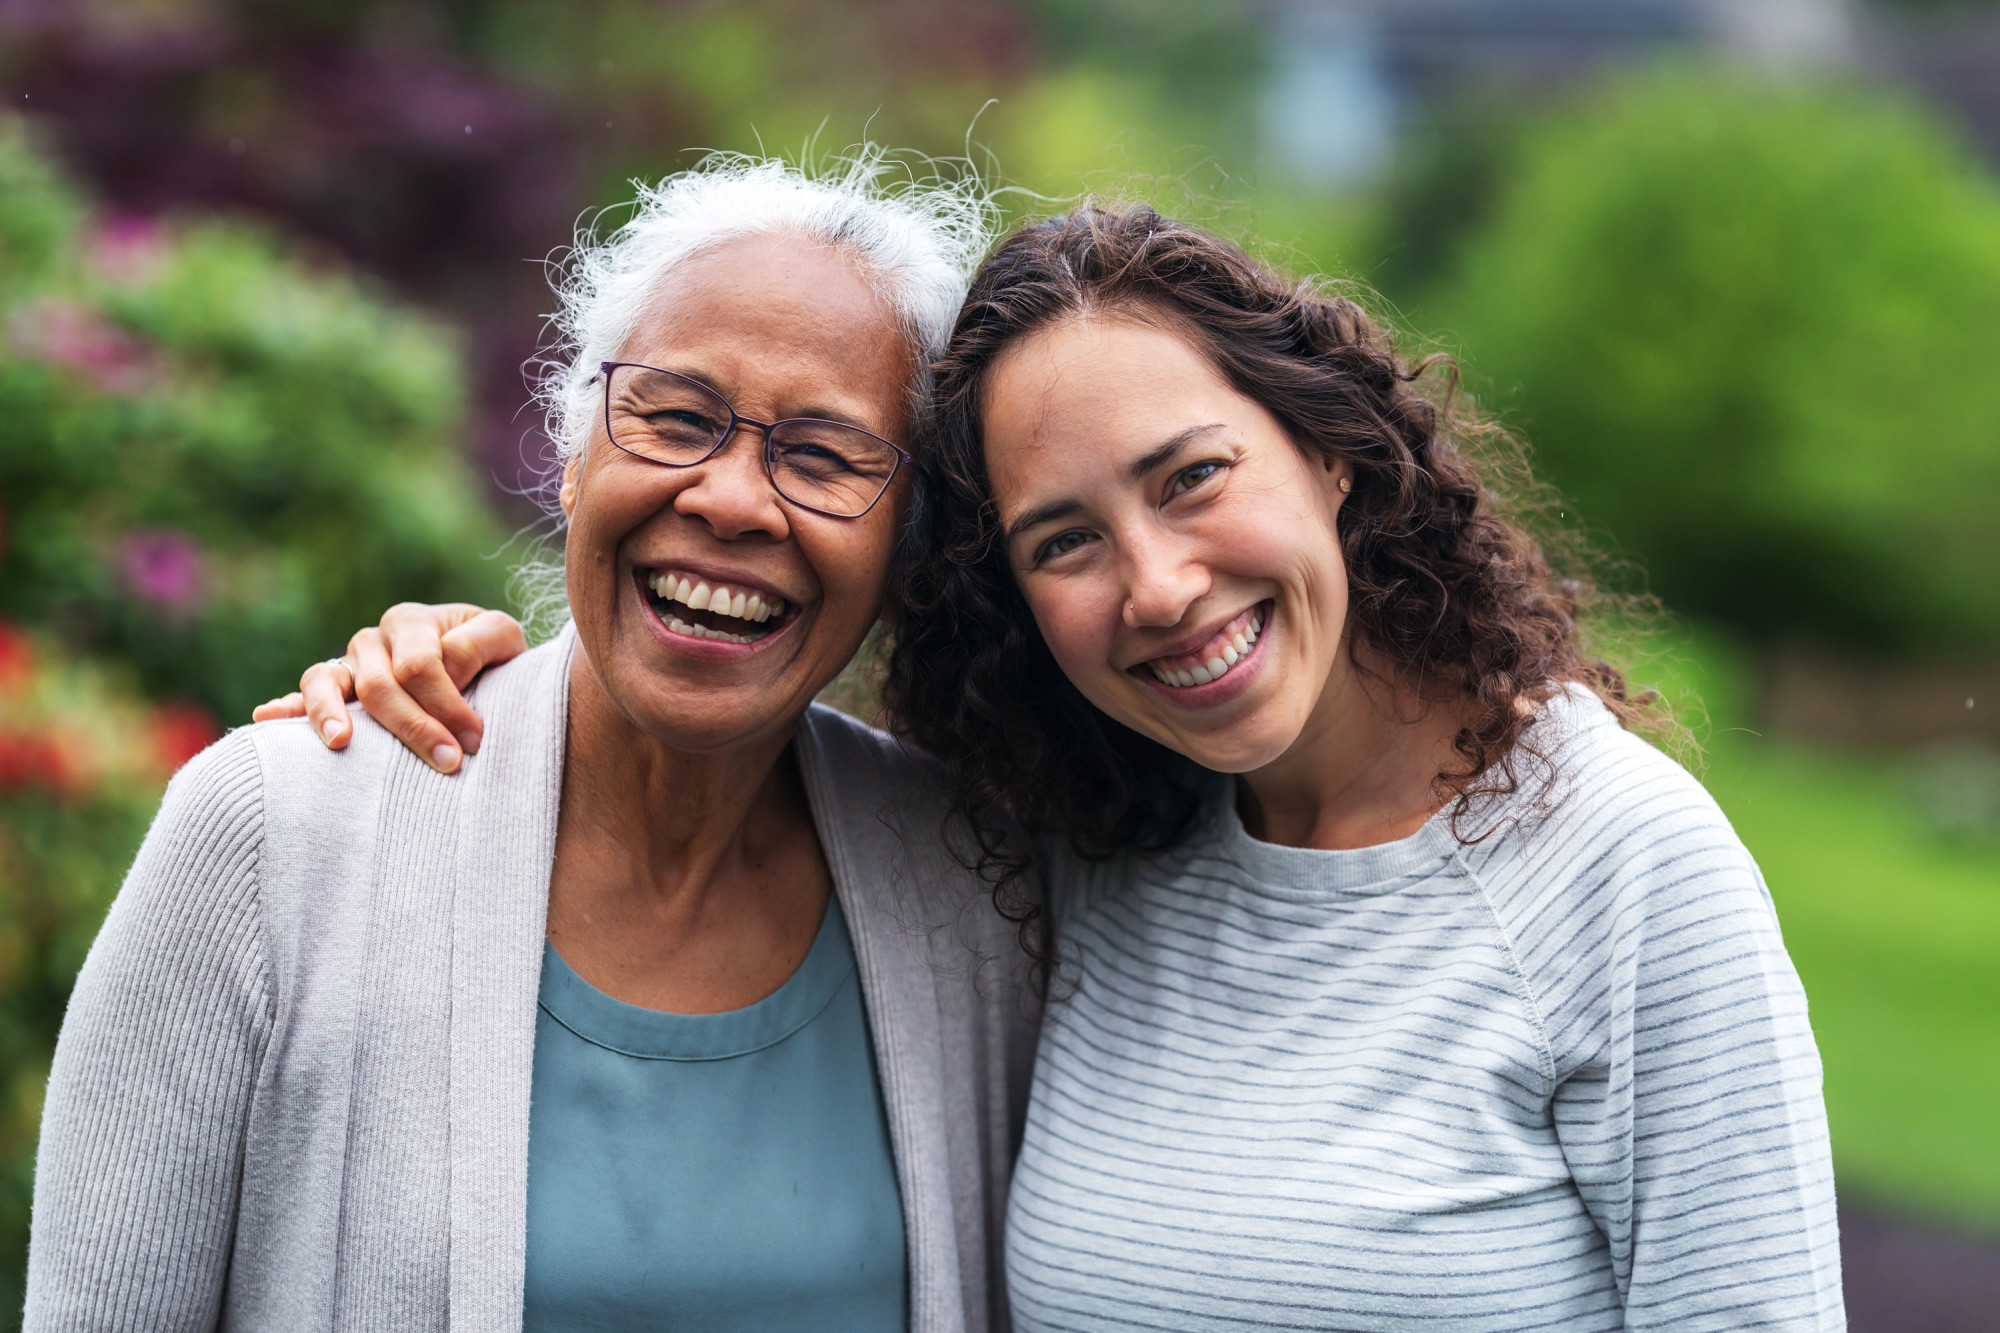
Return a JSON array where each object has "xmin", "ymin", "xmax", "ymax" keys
[
  {"xmin": 893, "ymin": 205, "xmax": 1842, "ymax": 1331},
  {"xmin": 280, "ymin": 205, "xmax": 1843, "ymax": 1331}
]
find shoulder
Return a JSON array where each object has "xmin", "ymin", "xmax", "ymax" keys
[
  {"xmin": 461, "ymin": 630, "xmax": 575, "ymax": 730},
  {"xmin": 1032, "ymin": 775, "xmax": 1228, "ymax": 929},
  {"xmin": 797, "ymin": 702, "xmax": 961, "ymax": 843},
  {"xmin": 240, "ymin": 631, "xmax": 571, "ymax": 837},
  {"xmin": 1465, "ymin": 688, "xmax": 1776, "ymax": 971},
  {"xmin": 1461, "ymin": 693, "xmax": 1823, "ymax": 1088},
  {"xmin": 799, "ymin": 700, "xmax": 945, "ymax": 785},
  {"xmin": 1485, "ymin": 687, "xmax": 1753, "ymax": 877},
  {"xmin": 239, "ymin": 706, "xmax": 404, "ymax": 830},
  {"xmin": 85, "ymin": 726, "xmax": 274, "ymax": 994},
  {"xmin": 143, "ymin": 723, "xmax": 268, "ymax": 869},
  {"xmin": 796, "ymin": 702, "xmax": 957, "ymax": 852},
  {"xmin": 797, "ymin": 704, "xmax": 1032, "ymax": 945}
]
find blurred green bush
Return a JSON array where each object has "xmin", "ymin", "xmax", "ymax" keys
[
  {"xmin": 1424, "ymin": 69, "xmax": 2000, "ymax": 654},
  {"xmin": 0, "ymin": 115, "xmax": 511, "ymax": 725},
  {"xmin": 0, "ymin": 114, "xmax": 513, "ymax": 1319}
]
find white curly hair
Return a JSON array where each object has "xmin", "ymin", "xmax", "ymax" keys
[{"xmin": 537, "ymin": 147, "xmax": 997, "ymax": 470}]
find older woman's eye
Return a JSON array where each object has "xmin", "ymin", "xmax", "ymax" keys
[
  {"xmin": 652, "ymin": 408, "xmax": 719, "ymax": 431},
  {"xmin": 1170, "ymin": 461, "xmax": 1222, "ymax": 496}
]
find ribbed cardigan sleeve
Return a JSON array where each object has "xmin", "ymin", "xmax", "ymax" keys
[{"xmin": 26, "ymin": 728, "xmax": 274, "ymax": 1332}]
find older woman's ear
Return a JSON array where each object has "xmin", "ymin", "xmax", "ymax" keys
[{"xmin": 559, "ymin": 455, "xmax": 582, "ymax": 516}]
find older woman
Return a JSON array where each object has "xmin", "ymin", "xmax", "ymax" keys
[{"xmin": 26, "ymin": 158, "xmax": 1035, "ymax": 1333}]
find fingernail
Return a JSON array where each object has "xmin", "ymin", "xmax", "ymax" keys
[
  {"xmin": 457, "ymin": 730, "xmax": 481, "ymax": 756},
  {"xmin": 322, "ymin": 719, "xmax": 342, "ymax": 744},
  {"xmin": 431, "ymin": 744, "xmax": 462, "ymax": 773}
]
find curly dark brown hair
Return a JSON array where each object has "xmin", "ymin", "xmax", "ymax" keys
[{"xmin": 885, "ymin": 203, "xmax": 1655, "ymax": 954}]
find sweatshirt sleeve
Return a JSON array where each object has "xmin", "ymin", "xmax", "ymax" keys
[
  {"xmin": 25, "ymin": 728, "xmax": 274, "ymax": 1332},
  {"xmin": 1501, "ymin": 733, "xmax": 1845, "ymax": 1330}
]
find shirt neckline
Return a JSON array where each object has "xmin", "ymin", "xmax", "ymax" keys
[
  {"xmin": 1204, "ymin": 784, "xmax": 1463, "ymax": 900},
  {"xmin": 537, "ymin": 895, "xmax": 854, "ymax": 1062}
]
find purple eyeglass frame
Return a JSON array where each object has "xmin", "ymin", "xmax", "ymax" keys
[{"xmin": 596, "ymin": 361, "xmax": 914, "ymax": 518}]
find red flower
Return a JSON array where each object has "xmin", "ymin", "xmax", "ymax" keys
[
  {"xmin": 0, "ymin": 621, "xmax": 33, "ymax": 695},
  {"xmin": 0, "ymin": 729, "xmax": 71, "ymax": 792},
  {"xmin": 151, "ymin": 702, "xmax": 219, "ymax": 775}
]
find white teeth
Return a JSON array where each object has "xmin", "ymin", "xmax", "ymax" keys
[
  {"xmin": 663, "ymin": 613, "xmax": 754, "ymax": 645},
  {"xmin": 1146, "ymin": 606, "xmax": 1273, "ymax": 689},
  {"xmin": 646, "ymin": 572, "xmax": 788, "ymax": 626}
]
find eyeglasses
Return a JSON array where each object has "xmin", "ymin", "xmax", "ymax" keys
[{"xmin": 595, "ymin": 361, "xmax": 913, "ymax": 519}]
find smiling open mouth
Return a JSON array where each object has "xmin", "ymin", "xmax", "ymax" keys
[
  {"xmin": 641, "ymin": 569, "xmax": 789, "ymax": 645},
  {"xmin": 1142, "ymin": 603, "xmax": 1266, "ymax": 688}
]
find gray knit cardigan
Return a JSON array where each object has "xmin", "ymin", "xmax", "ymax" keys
[{"xmin": 26, "ymin": 630, "xmax": 1039, "ymax": 1332}]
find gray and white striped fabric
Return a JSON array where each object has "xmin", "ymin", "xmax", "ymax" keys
[{"xmin": 1007, "ymin": 690, "xmax": 1843, "ymax": 1331}]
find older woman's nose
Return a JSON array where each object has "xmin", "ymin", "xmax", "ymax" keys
[{"xmin": 671, "ymin": 433, "xmax": 792, "ymax": 541}]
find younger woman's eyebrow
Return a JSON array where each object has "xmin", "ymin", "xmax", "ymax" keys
[
  {"xmin": 1128, "ymin": 422, "xmax": 1226, "ymax": 479},
  {"xmin": 1006, "ymin": 498, "xmax": 1081, "ymax": 544},
  {"xmin": 1005, "ymin": 423, "xmax": 1229, "ymax": 545}
]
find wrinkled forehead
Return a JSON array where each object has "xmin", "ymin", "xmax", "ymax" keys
[{"xmin": 618, "ymin": 232, "xmax": 913, "ymax": 413}]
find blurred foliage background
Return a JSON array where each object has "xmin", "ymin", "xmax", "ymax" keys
[{"xmin": 3, "ymin": 0, "xmax": 1998, "ymax": 1324}]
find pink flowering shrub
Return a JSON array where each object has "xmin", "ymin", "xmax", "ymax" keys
[{"xmin": 0, "ymin": 114, "xmax": 510, "ymax": 724}]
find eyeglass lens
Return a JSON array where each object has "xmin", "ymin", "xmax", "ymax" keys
[{"xmin": 605, "ymin": 365, "xmax": 901, "ymax": 517}]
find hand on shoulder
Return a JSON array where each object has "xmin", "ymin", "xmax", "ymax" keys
[{"xmin": 250, "ymin": 603, "xmax": 525, "ymax": 775}]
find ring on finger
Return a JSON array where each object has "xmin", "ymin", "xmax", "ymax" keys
[{"xmin": 322, "ymin": 658, "xmax": 356, "ymax": 693}]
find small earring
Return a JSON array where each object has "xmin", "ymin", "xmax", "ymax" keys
[{"xmin": 1338, "ymin": 476, "xmax": 1353, "ymax": 493}]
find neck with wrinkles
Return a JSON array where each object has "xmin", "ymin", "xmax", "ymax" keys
[{"xmin": 546, "ymin": 649, "xmax": 830, "ymax": 1013}]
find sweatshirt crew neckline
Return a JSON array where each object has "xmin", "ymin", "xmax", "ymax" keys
[{"xmin": 1204, "ymin": 786, "xmax": 1462, "ymax": 900}]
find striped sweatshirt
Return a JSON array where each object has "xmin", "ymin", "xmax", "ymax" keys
[{"xmin": 1006, "ymin": 690, "xmax": 1843, "ymax": 1331}]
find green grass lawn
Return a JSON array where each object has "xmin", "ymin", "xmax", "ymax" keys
[{"xmin": 1643, "ymin": 633, "xmax": 2000, "ymax": 1229}]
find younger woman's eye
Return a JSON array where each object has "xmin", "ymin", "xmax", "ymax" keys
[
  {"xmin": 1169, "ymin": 461, "xmax": 1222, "ymax": 496},
  {"xmin": 1036, "ymin": 530, "xmax": 1093, "ymax": 563}
]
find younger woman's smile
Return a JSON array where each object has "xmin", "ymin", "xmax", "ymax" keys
[{"xmin": 1134, "ymin": 600, "xmax": 1269, "ymax": 700}]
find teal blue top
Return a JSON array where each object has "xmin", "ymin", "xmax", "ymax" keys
[{"xmin": 522, "ymin": 896, "xmax": 907, "ymax": 1332}]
